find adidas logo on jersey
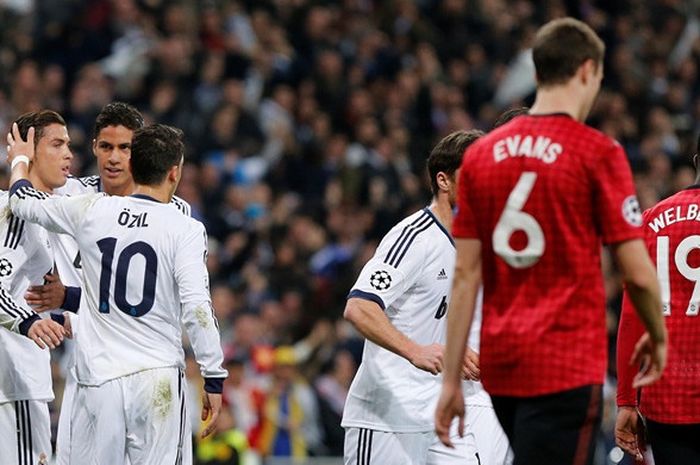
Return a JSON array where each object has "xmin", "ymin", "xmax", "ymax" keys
[{"xmin": 437, "ymin": 269, "xmax": 447, "ymax": 280}]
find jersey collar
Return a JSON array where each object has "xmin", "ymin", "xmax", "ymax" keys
[
  {"xmin": 130, "ymin": 194, "xmax": 162, "ymax": 203},
  {"xmin": 423, "ymin": 207, "xmax": 455, "ymax": 248}
]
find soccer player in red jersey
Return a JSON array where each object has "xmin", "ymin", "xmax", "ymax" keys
[
  {"xmin": 616, "ymin": 135, "xmax": 700, "ymax": 465},
  {"xmin": 434, "ymin": 17, "xmax": 668, "ymax": 465}
]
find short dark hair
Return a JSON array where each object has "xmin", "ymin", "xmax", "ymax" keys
[
  {"xmin": 494, "ymin": 107, "xmax": 529, "ymax": 129},
  {"xmin": 533, "ymin": 18, "xmax": 605, "ymax": 86},
  {"xmin": 14, "ymin": 110, "xmax": 66, "ymax": 146},
  {"xmin": 93, "ymin": 102, "xmax": 144, "ymax": 138},
  {"xmin": 427, "ymin": 130, "xmax": 484, "ymax": 195},
  {"xmin": 130, "ymin": 124, "xmax": 185, "ymax": 186}
]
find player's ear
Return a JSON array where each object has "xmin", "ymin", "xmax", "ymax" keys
[
  {"xmin": 436, "ymin": 172, "xmax": 450, "ymax": 193},
  {"xmin": 579, "ymin": 59, "xmax": 597, "ymax": 85},
  {"xmin": 167, "ymin": 164, "xmax": 179, "ymax": 183},
  {"xmin": 91, "ymin": 139, "xmax": 98, "ymax": 157}
]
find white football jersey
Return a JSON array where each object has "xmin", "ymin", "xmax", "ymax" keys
[
  {"xmin": 10, "ymin": 183, "xmax": 226, "ymax": 386},
  {"xmin": 0, "ymin": 192, "xmax": 54, "ymax": 403},
  {"xmin": 342, "ymin": 208, "xmax": 455, "ymax": 432},
  {"xmin": 52, "ymin": 176, "xmax": 191, "ymax": 290}
]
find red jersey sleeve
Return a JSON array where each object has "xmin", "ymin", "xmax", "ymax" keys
[
  {"xmin": 591, "ymin": 143, "xmax": 644, "ymax": 244},
  {"xmin": 616, "ymin": 291, "xmax": 646, "ymax": 407},
  {"xmin": 453, "ymin": 159, "xmax": 478, "ymax": 239}
]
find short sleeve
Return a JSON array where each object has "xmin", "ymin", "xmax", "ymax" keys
[
  {"xmin": 348, "ymin": 214, "xmax": 430, "ymax": 310},
  {"xmin": 453, "ymin": 161, "xmax": 478, "ymax": 239},
  {"xmin": 592, "ymin": 143, "xmax": 644, "ymax": 244}
]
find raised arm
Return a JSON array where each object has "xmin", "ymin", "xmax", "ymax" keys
[
  {"xmin": 175, "ymin": 223, "xmax": 227, "ymax": 438},
  {"xmin": 6, "ymin": 122, "xmax": 95, "ymax": 235}
]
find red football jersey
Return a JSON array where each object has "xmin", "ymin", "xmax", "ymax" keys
[
  {"xmin": 453, "ymin": 114, "xmax": 643, "ymax": 397},
  {"xmin": 617, "ymin": 188, "xmax": 700, "ymax": 423}
]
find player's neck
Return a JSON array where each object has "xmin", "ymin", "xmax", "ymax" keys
[
  {"xmin": 530, "ymin": 87, "xmax": 587, "ymax": 122},
  {"xmin": 105, "ymin": 180, "xmax": 136, "ymax": 197},
  {"xmin": 28, "ymin": 171, "xmax": 52, "ymax": 194},
  {"xmin": 429, "ymin": 197, "xmax": 453, "ymax": 234},
  {"xmin": 132, "ymin": 184, "xmax": 172, "ymax": 204}
]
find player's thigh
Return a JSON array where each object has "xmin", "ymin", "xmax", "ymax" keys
[
  {"xmin": 124, "ymin": 367, "xmax": 190, "ymax": 465},
  {"xmin": 0, "ymin": 400, "xmax": 51, "ymax": 465},
  {"xmin": 70, "ymin": 381, "xmax": 127, "ymax": 465},
  {"xmin": 469, "ymin": 405, "xmax": 513, "ymax": 465},
  {"xmin": 427, "ymin": 418, "xmax": 480, "ymax": 465},
  {"xmin": 508, "ymin": 385, "xmax": 602, "ymax": 465},
  {"xmin": 344, "ymin": 427, "xmax": 432, "ymax": 465},
  {"xmin": 646, "ymin": 419, "xmax": 700, "ymax": 465}
]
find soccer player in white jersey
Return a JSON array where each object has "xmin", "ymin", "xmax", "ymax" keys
[
  {"xmin": 6, "ymin": 123, "xmax": 227, "ymax": 464},
  {"xmin": 342, "ymin": 130, "xmax": 488, "ymax": 465},
  {"xmin": 0, "ymin": 110, "xmax": 72, "ymax": 465},
  {"xmin": 22, "ymin": 102, "xmax": 191, "ymax": 465}
]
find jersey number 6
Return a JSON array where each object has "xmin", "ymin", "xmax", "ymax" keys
[
  {"xmin": 492, "ymin": 172, "xmax": 545, "ymax": 269},
  {"xmin": 97, "ymin": 237, "xmax": 158, "ymax": 317}
]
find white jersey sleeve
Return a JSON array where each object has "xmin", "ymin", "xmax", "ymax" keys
[
  {"xmin": 10, "ymin": 181, "xmax": 103, "ymax": 236},
  {"xmin": 348, "ymin": 213, "xmax": 429, "ymax": 309},
  {"xmin": 175, "ymin": 222, "xmax": 227, "ymax": 385},
  {"xmin": 0, "ymin": 284, "xmax": 37, "ymax": 333},
  {"xmin": 0, "ymin": 191, "xmax": 54, "ymax": 403}
]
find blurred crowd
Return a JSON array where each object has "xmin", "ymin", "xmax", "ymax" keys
[{"xmin": 1, "ymin": 0, "xmax": 700, "ymax": 463}]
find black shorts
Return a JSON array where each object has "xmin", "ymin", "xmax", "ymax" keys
[
  {"xmin": 491, "ymin": 384, "xmax": 602, "ymax": 465},
  {"xmin": 646, "ymin": 419, "xmax": 700, "ymax": 465}
]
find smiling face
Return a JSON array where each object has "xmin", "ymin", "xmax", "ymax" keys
[
  {"xmin": 31, "ymin": 123, "xmax": 73, "ymax": 191},
  {"xmin": 93, "ymin": 124, "xmax": 136, "ymax": 196}
]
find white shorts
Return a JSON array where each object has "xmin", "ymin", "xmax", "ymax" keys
[
  {"xmin": 344, "ymin": 427, "xmax": 434, "ymax": 465},
  {"xmin": 0, "ymin": 399, "xmax": 51, "ymax": 465},
  {"xmin": 429, "ymin": 405, "xmax": 513, "ymax": 465},
  {"xmin": 69, "ymin": 366, "xmax": 192, "ymax": 465}
]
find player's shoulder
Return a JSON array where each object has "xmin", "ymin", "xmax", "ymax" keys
[
  {"xmin": 644, "ymin": 188, "xmax": 700, "ymax": 218},
  {"xmin": 169, "ymin": 195, "xmax": 191, "ymax": 216},
  {"xmin": 56, "ymin": 175, "xmax": 100, "ymax": 195},
  {"xmin": 379, "ymin": 208, "xmax": 442, "ymax": 263},
  {"xmin": 385, "ymin": 208, "xmax": 434, "ymax": 237}
]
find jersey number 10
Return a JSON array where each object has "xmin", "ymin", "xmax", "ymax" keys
[
  {"xmin": 97, "ymin": 237, "xmax": 158, "ymax": 317},
  {"xmin": 656, "ymin": 235, "xmax": 700, "ymax": 316}
]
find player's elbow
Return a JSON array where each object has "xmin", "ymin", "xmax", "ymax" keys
[
  {"xmin": 343, "ymin": 299, "xmax": 363, "ymax": 325},
  {"xmin": 343, "ymin": 298, "xmax": 379, "ymax": 328},
  {"xmin": 623, "ymin": 269, "xmax": 658, "ymax": 295}
]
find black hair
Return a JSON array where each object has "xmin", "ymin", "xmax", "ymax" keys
[
  {"xmin": 427, "ymin": 130, "xmax": 484, "ymax": 195},
  {"xmin": 14, "ymin": 110, "xmax": 66, "ymax": 146},
  {"xmin": 130, "ymin": 124, "xmax": 185, "ymax": 186},
  {"xmin": 93, "ymin": 102, "xmax": 144, "ymax": 139}
]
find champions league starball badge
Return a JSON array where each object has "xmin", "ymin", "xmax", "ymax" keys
[{"xmin": 369, "ymin": 270, "xmax": 392, "ymax": 291}]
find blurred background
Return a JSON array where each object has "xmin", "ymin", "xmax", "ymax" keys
[{"xmin": 1, "ymin": 0, "xmax": 699, "ymax": 464}]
